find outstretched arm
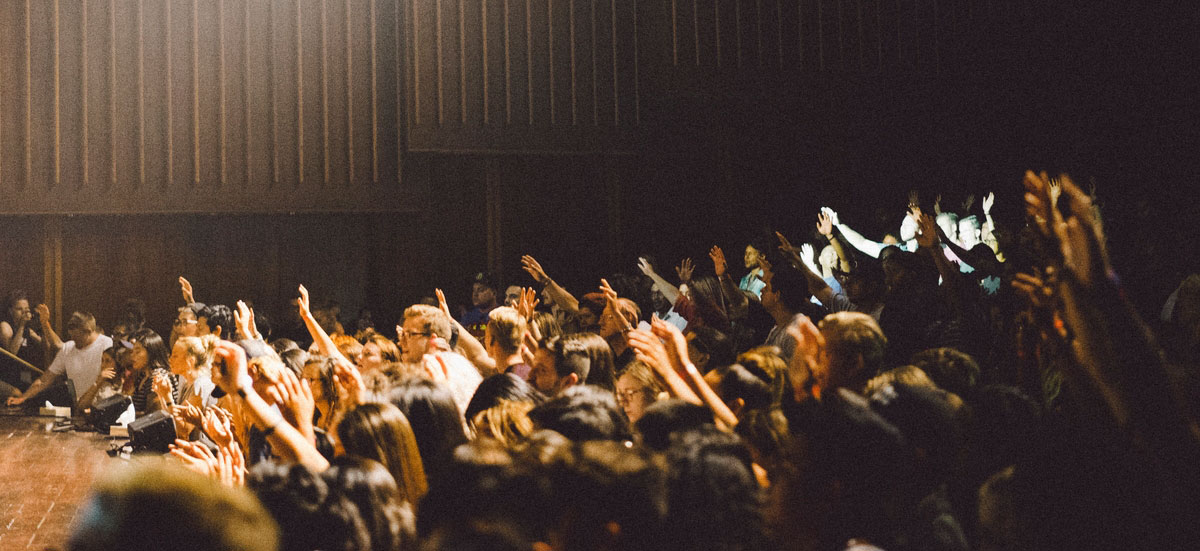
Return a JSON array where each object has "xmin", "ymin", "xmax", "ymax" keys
[
  {"xmin": 297, "ymin": 286, "xmax": 354, "ymax": 369},
  {"xmin": 835, "ymin": 222, "xmax": 885, "ymax": 259},
  {"xmin": 37, "ymin": 304, "xmax": 63, "ymax": 354},
  {"xmin": 637, "ymin": 257, "xmax": 682, "ymax": 305},
  {"xmin": 522, "ymin": 255, "xmax": 579, "ymax": 315},
  {"xmin": 436, "ymin": 288, "xmax": 497, "ymax": 375}
]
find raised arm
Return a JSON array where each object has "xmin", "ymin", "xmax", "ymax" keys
[
  {"xmin": 297, "ymin": 285, "xmax": 354, "ymax": 369},
  {"xmin": 819, "ymin": 208, "xmax": 854, "ymax": 272},
  {"xmin": 835, "ymin": 221, "xmax": 886, "ymax": 259},
  {"xmin": 37, "ymin": 304, "xmax": 63, "ymax": 353},
  {"xmin": 777, "ymin": 230, "xmax": 833, "ymax": 306},
  {"xmin": 522, "ymin": 255, "xmax": 579, "ymax": 315},
  {"xmin": 710, "ymin": 246, "xmax": 749, "ymax": 320},
  {"xmin": 436, "ymin": 288, "xmax": 497, "ymax": 375},
  {"xmin": 915, "ymin": 211, "xmax": 966, "ymax": 314},
  {"xmin": 637, "ymin": 257, "xmax": 682, "ymax": 306}
]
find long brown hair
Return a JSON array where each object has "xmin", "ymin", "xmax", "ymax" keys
[{"xmin": 336, "ymin": 402, "xmax": 429, "ymax": 504}]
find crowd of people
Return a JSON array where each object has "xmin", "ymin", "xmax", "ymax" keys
[{"xmin": 4, "ymin": 171, "xmax": 1200, "ymax": 551}]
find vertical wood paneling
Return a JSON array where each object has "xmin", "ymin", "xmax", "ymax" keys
[
  {"xmin": 30, "ymin": 0, "xmax": 57, "ymax": 193},
  {"xmin": 2, "ymin": 0, "xmax": 409, "ymax": 214}
]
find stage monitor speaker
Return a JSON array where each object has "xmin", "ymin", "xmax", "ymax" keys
[
  {"xmin": 127, "ymin": 410, "xmax": 176, "ymax": 453},
  {"xmin": 87, "ymin": 394, "xmax": 132, "ymax": 434}
]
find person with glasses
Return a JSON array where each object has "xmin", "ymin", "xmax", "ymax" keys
[
  {"xmin": 615, "ymin": 361, "xmax": 662, "ymax": 424},
  {"xmin": 398, "ymin": 304, "xmax": 482, "ymax": 413}
]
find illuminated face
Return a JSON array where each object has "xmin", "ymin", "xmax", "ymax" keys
[
  {"xmin": 399, "ymin": 318, "xmax": 432, "ymax": 363},
  {"xmin": 818, "ymin": 245, "xmax": 838, "ymax": 272},
  {"xmin": 936, "ymin": 214, "xmax": 958, "ymax": 243},
  {"xmin": 174, "ymin": 310, "xmax": 200, "ymax": 337},
  {"xmin": 744, "ymin": 245, "xmax": 763, "ymax": 270},
  {"xmin": 616, "ymin": 372, "xmax": 654, "ymax": 424},
  {"xmin": 504, "ymin": 286, "xmax": 523, "ymax": 307},
  {"xmin": 9, "ymin": 299, "xmax": 30, "ymax": 322},
  {"xmin": 359, "ymin": 342, "xmax": 384, "ymax": 373},
  {"xmin": 169, "ymin": 340, "xmax": 192, "ymax": 376},
  {"xmin": 302, "ymin": 363, "xmax": 326, "ymax": 405},
  {"xmin": 958, "ymin": 219, "xmax": 981, "ymax": 248}
]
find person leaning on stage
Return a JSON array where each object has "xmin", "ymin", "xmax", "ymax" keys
[{"xmin": 6, "ymin": 311, "xmax": 113, "ymax": 408}]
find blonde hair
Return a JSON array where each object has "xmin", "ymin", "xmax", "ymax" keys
[
  {"xmin": 470, "ymin": 400, "xmax": 536, "ymax": 446},
  {"xmin": 175, "ymin": 335, "xmax": 219, "ymax": 376},
  {"xmin": 486, "ymin": 306, "xmax": 527, "ymax": 352}
]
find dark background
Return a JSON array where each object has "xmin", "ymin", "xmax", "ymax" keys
[{"xmin": 0, "ymin": 0, "xmax": 1195, "ymax": 338}]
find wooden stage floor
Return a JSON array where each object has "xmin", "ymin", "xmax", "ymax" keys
[{"xmin": 0, "ymin": 412, "xmax": 123, "ymax": 550}]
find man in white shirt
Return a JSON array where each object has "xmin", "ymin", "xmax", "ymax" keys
[{"xmin": 7, "ymin": 312, "xmax": 112, "ymax": 407}]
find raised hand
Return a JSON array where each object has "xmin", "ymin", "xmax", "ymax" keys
[
  {"xmin": 637, "ymin": 257, "xmax": 657, "ymax": 277},
  {"xmin": 297, "ymin": 284, "xmax": 312, "ymax": 318},
  {"xmin": 786, "ymin": 316, "xmax": 824, "ymax": 397},
  {"xmin": 203, "ymin": 407, "xmax": 235, "ymax": 448},
  {"xmin": 169, "ymin": 439, "xmax": 218, "ymax": 478},
  {"xmin": 271, "ymin": 369, "xmax": 315, "ymax": 441},
  {"xmin": 908, "ymin": 190, "xmax": 920, "ymax": 209},
  {"xmin": 521, "ymin": 255, "xmax": 551, "ymax": 285},
  {"xmin": 816, "ymin": 211, "xmax": 834, "ymax": 237},
  {"xmin": 332, "ymin": 361, "xmax": 368, "ymax": 407},
  {"xmin": 626, "ymin": 329, "xmax": 676, "ymax": 383},
  {"xmin": 648, "ymin": 317, "xmax": 691, "ymax": 374},
  {"xmin": 821, "ymin": 207, "xmax": 840, "ymax": 226},
  {"xmin": 35, "ymin": 304, "xmax": 50, "ymax": 324},
  {"xmin": 708, "ymin": 246, "xmax": 728, "ymax": 277},
  {"xmin": 516, "ymin": 287, "xmax": 539, "ymax": 320},
  {"xmin": 800, "ymin": 243, "xmax": 818, "ymax": 272},
  {"xmin": 216, "ymin": 440, "xmax": 246, "ymax": 487},
  {"xmin": 933, "ymin": 194, "xmax": 944, "ymax": 215},
  {"xmin": 962, "ymin": 194, "xmax": 977, "ymax": 213},
  {"xmin": 212, "ymin": 339, "xmax": 252, "ymax": 396},
  {"xmin": 179, "ymin": 276, "xmax": 195, "ymax": 304},
  {"xmin": 982, "ymin": 191, "xmax": 995, "ymax": 215},
  {"xmin": 1023, "ymin": 172, "xmax": 1110, "ymax": 288},
  {"xmin": 599, "ymin": 278, "xmax": 619, "ymax": 305},
  {"xmin": 916, "ymin": 212, "xmax": 940, "ymax": 249},
  {"xmin": 675, "ymin": 258, "xmax": 695, "ymax": 283},
  {"xmin": 234, "ymin": 300, "xmax": 260, "ymax": 341},
  {"xmin": 171, "ymin": 401, "xmax": 204, "ymax": 426},
  {"xmin": 153, "ymin": 373, "xmax": 175, "ymax": 407}
]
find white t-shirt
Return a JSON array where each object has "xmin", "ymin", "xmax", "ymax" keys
[{"xmin": 47, "ymin": 334, "xmax": 113, "ymax": 404}]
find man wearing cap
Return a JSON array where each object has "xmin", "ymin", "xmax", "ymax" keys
[
  {"xmin": 6, "ymin": 311, "xmax": 112, "ymax": 407},
  {"xmin": 459, "ymin": 273, "xmax": 500, "ymax": 339}
]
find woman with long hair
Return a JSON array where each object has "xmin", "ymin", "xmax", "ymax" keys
[{"xmin": 335, "ymin": 402, "xmax": 429, "ymax": 505}]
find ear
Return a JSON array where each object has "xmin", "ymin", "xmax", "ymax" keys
[
  {"xmin": 556, "ymin": 373, "xmax": 580, "ymax": 393},
  {"xmin": 211, "ymin": 326, "xmax": 222, "ymax": 338}
]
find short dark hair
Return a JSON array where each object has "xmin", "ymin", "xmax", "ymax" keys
[
  {"xmin": 770, "ymin": 266, "xmax": 812, "ymax": 314},
  {"xmin": 201, "ymin": 304, "xmax": 236, "ymax": 338},
  {"xmin": 527, "ymin": 385, "xmax": 631, "ymax": 442},
  {"xmin": 465, "ymin": 373, "xmax": 546, "ymax": 423},
  {"xmin": 633, "ymin": 399, "xmax": 715, "ymax": 452},
  {"xmin": 686, "ymin": 326, "xmax": 736, "ymax": 370}
]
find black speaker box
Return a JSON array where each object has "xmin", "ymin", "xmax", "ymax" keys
[
  {"xmin": 127, "ymin": 409, "xmax": 176, "ymax": 453},
  {"xmin": 87, "ymin": 394, "xmax": 132, "ymax": 434}
]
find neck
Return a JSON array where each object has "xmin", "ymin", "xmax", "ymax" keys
[
  {"xmin": 768, "ymin": 306, "xmax": 794, "ymax": 326},
  {"xmin": 76, "ymin": 332, "xmax": 97, "ymax": 348}
]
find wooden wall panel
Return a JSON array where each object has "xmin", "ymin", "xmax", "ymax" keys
[
  {"xmin": 406, "ymin": 0, "xmax": 644, "ymax": 152},
  {"xmin": 0, "ymin": 0, "xmax": 409, "ymax": 215}
]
